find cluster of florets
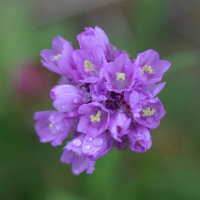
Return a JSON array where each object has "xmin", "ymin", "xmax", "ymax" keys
[{"xmin": 34, "ymin": 26, "xmax": 171, "ymax": 175}]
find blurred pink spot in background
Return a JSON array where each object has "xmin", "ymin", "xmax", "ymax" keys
[{"xmin": 13, "ymin": 61, "xmax": 51, "ymax": 98}]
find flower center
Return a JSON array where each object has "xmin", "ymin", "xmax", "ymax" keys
[
  {"xmin": 116, "ymin": 72, "xmax": 125, "ymax": 81},
  {"xmin": 49, "ymin": 123, "xmax": 53, "ymax": 130},
  {"xmin": 142, "ymin": 106, "xmax": 157, "ymax": 117},
  {"xmin": 54, "ymin": 54, "xmax": 61, "ymax": 60},
  {"xmin": 142, "ymin": 65, "xmax": 152, "ymax": 75},
  {"xmin": 84, "ymin": 60, "xmax": 94, "ymax": 72},
  {"xmin": 90, "ymin": 111, "xmax": 101, "ymax": 122},
  {"xmin": 105, "ymin": 100, "xmax": 119, "ymax": 110}
]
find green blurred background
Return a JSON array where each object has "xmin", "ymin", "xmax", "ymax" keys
[{"xmin": 1, "ymin": 0, "xmax": 200, "ymax": 199}]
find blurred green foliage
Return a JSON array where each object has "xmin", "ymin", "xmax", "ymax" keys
[{"xmin": 1, "ymin": 0, "xmax": 200, "ymax": 200}]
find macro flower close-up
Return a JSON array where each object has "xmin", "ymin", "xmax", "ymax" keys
[
  {"xmin": 2, "ymin": 0, "xmax": 200, "ymax": 199},
  {"xmin": 34, "ymin": 26, "xmax": 171, "ymax": 175}
]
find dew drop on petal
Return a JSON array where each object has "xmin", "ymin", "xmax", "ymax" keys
[
  {"xmin": 93, "ymin": 138, "xmax": 103, "ymax": 147},
  {"xmin": 72, "ymin": 139, "xmax": 82, "ymax": 147},
  {"xmin": 146, "ymin": 117, "xmax": 153, "ymax": 124},
  {"xmin": 62, "ymin": 104, "xmax": 66, "ymax": 109},
  {"xmin": 49, "ymin": 115, "xmax": 54, "ymax": 121},
  {"xmin": 154, "ymin": 112, "xmax": 159, "ymax": 117},
  {"xmin": 56, "ymin": 125, "xmax": 60, "ymax": 130},
  {"xmin": 152, "ymin": 66, "xmax": 158, "ymax": 74},
  {"xmin": 134, "ymin": 113, "xmax": 140, "ymax": 118},
  {"xmin": 85, "ymin": 145, "xmax": 91, "ymax": 150},
  {"xmin": 63, "ymin": 119, "xmax": 69, "ymax": 125},
  {"xmin": 49, "ymin": 55, "xmax": 55, "ymax": 62},
  {"xmin": 137, "ymin": 132, "xmax": 142, "ymax": 137},
  {"xmin": 42, "ymin": 138, "xmax": 47, "ymax": 142},
  {"xmin": 69, "ymin": 112, "xmax": 74, "ymax": 117},
  {"xmin": 74, "ymin": 98, "xmax": 78, "ymax": 103},
  {"xmin": 86, "ymin": 135, "xmax": 93, "ymax": 142}
]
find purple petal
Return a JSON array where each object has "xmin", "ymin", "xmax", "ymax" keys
[
  {"xmin": 109, "ymin": 112, "xmax": 131, "ymax": 142},
  {"xmin": 82, "ymin": 132, "xmax": 112, "ymax": 160},
  {"xmin": 50, "ymin": 85, "xmax": 83, "ymax": 112},
  {"xmin": 101, "ymin": 53, "xmax": 136, "ymax": 92},
  {"xmin": 77, "ymin": 103, "xmax": 110, "ymax": 137},
  {"xmin": 52, "ymin": 35, "xmax": 69, "ymax": 53},
  {"xmin": 34, "ymin": 110, "xmax": 73, "ymax": 146},
  {"xmin": 128, "ymin": 125, "xmax": 152, "ymax": 152},
  {"xmin": 72, "ymin": 156, "xmax": 95, "ymax": 175}
]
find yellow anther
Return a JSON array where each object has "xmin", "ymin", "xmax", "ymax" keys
[
  {"xmin": 90, "ymin": 111, "xmax": 101, "ymax": 122},
  {"xmin": 142, "ymin": 106, "xmax": 157, "ymax": 117},
  {"xmin": 116, "ymin": 72, "xmax": 125, "ymax": 81},
  {"xmin": 54, "ymin": 54, "xmax": 61, "ymax": 60},
  {"xmin": 75, "ymin": 152, "xmax": 80, "ymax": 156},
  {"xmin": 84, "ymin": 60, "xmax": 94, "ymax": 72},
  {"xmin": 142, "ymin": 65, "xmax": 152, "ymax": 75},
  {"xmin": 49, "ymin": 123, "xmax": 53, "ymax": 130}
]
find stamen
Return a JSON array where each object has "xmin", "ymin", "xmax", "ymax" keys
[
  {"xmin": 54, "ymin": 54, "xmax": 61, "ymax": 60},
  {"xmin": 75, "ymin": 152, "xmax": 80, "ymax": 156},
  {"xmin": 116, "ymin": 72, "xmax": 125, "ymax": 81},
  {"xmin": 84, "ymin": 60, "xmax": 94, "ymax": 72},
  {"xmin": 142, "ymin": 106, "xmax": 157, "ymax": 117},
  {"xmin": 135, "ymin": 141, "xmax": 143, "ymax": 148},
  {"xmin": 90, "ymin": 111, "xmax": 101, "ymax": 122},
  {"xmin": 142, "ymin": 65, "xmax": 152, "ymax": 75},
  {"xmin": 49, "ymin": 123, "xmax": 53, "ymax": 130}
]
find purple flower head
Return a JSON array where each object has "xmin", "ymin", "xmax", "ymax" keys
[
  {"xmin": 77, "ymin": 102, "xmax": 110, "ymax": 138},
  {"xmin": 133, "ymin": 97, "xmax": 166, "ymax": 129},
  {"xmin": 100, "ymin": 53, "xmax": 136, "ymax": 93},
  {"xmin": 40, "ymin": 36, "xmax": 73, "ymax": 75},
  {"xmin": 128, "ymin": 125, "xmax": 152, "ymax": 152},
  {"xmin": 60, "ymin": 134, "xmax": 96, "ymax": 175},
  {"xmin": 134, "ymin": 49, "xmax": 171, "ymax": 85},
  {"xmin": 82, "ymin": 132, "xmax": 112, "ymax": 161},
  {"xmin": 109, "ymin": 112, "xmax": 131, "ymax": 142},
  {"xmin": 34, "ymin": 26, "xmax": 170, "ymax": 175},
  {"xmin": 34, "ymin": 111, "xmax": 74, "ymax": 146},
  {"xmin": 77, "ymin": 26, "xmax": 110, "ymax": 57}
]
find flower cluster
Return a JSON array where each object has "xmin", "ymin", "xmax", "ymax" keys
[{"xmin": 34, "ymin": 26, "xmax": 171, "ymax": 175}]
